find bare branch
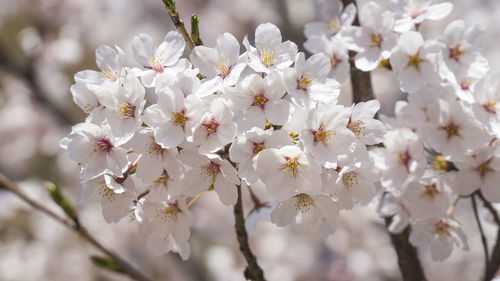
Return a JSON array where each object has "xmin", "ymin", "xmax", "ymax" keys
[
  {"xmin": 162, "ymin": 0, "xmax": 196, "ymax": 51},
  {"xmin": 0, "ymin": 172, "xmax": 153, "ymax": 281},
  {"xmin": 385, "ymin": 218, "xmax": 427, "ymax": 281},
  {"xmin": 477, "ymin": 191, "xmax": 500, "ymax": 280},
  {"xmin": 233, "ymin": 184, "xmax": 266, "ymax": 281},
  {"xmin": 472, "ymin": 194, "xmax": 490, "ymax": 279}
]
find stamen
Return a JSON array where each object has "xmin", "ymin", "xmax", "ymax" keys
[
  {"xmin": 441, "ymin": 122, "xmax": 460, "ymax": 139},
  {"xmin": 312, "ymin": 124, "xmax": 335, "ymax": 144},
  {"xmin": 420, "ymin": 183, "xmax": 439, "ymax": 200},
  {"xmin": 216, "ymin": 57, "xmax": 232, "ymax": 79},
  {"xmin": 260, "ymin": 46, "xmax": 277, "ymax": 67},
  {"xmin": 149, "ymin": 57, "xmax": 165, "ymax": 73},
  {"xmin": 201, "ymin": 161, "xmax": 221, "ymax": 184},
  {"xmin": 449, "ymin": 45, "xmax": 467, "ymax": 62},
  {"xmin": 342, "ymin": 172, "xmax": 359, "ymax": 189},
  {"xmin": 93, "ymin": 138, "xmax": 113, "ymax": 153},
  {"xmin": 398, "ymin": 150, "xmax": 411, "ymax": 170},
  {"xmin": 155, "ymin": 203, "xmax": 179, "ymax": 222},
  {"xmin": 116, "ymin": 102, "xmax": 136, "ymax": 118},
  {"xmin": 202, "ymin": 118, "xmax": 219, "ymax": 136},
  {"xmin": 148, "ymin": 141, "xmax": 166, "ymax": 159},
  {"xmin": 294, "ymin": 194, "xmax": 314, "ymax": 213},
  {"xmin": 369, "ymin": 32, "xmax": 383, "ymax": 48},
  {"xmin": 297, "ymin": 70, "xmax": 316, "ymax": 91},
  {"xmin": 98, "ymin": 184, "xmax": 118, "ymax": 202},
  {"xmin": 281, "ymin": 156, "xmax": 300, "ymax": 177},
  {"xmin": 252, "ymin": 142, "xmax": 266, "ymax": 155},
  {"xmin": 483, "ymin": 102, "xmax": 496, "ymax": 114},
  {"xmin": 171, "ymin": 109, "xmax": 189, "ymax": 129},
  {"xmin": 434, "ymin": 220, "xmax": 451, "ymax": 236},
  {"xmin": 407, "ymin": 52, "xmax": 423, "ymax": 70},
  {"xmin": 347, "ymin": 120, "xmax": 366, "ymax": 138},
  {"xmin": 251, "ymin": 90, "xmax": 269, "ymax": 109}
]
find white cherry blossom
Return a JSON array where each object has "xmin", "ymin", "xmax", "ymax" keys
[
  {"xmin": 243, "ymin": 22, "xmax": 297, "ymax": 73},
  {"xmin": 409, "ymin": 217, "xmax": 468, "ymax": 261},
  {"xmin": 284, "ymin": 52, "xmax": 340, "ymax": 109},
  {"xmin": 271, "ymin": 193, "xmax": 338, "ymax": 237},
  {"xmin": 132, "ymin": 31, "xmax": 186, "ymax": 87},
  {"xmin": 190, "ymin": 33, "xmax": 247, "ymax": 96},
  {"xmin": 224, "ymin": 71, "xmax": 289, "ymax": 131},
  {"xmin": 304, "ymin": 0, "xmax": 356, "ymax": 39},
  {"xmin": 181, "ymin": 151, "xmax": 240, "ymax": 206},
  {"xmin": 303, "ymin": 36, "xmax": 350, "ymax": 83},
  {"xmin": 140, "ymin": 199, "xmax": 193, "ymax": 259},
  {"xmin": 390, "ymin": 0, "xmax": 453, "ymax": 32},
  {"xmin": 229, "ymin": 127, "xmax": 292, "ymax": 184},
  {"xmin": 390, "ymin": 31, "xmax": 441, "ymax": 94},
  {"xmin": 94, "ymin": 74, "xmax": 146, "ymax": 143},
  {"xmin": 74, "ymin": 44, "xmax": 126, "ymax": 87},
  {"xmin": 61, "ymin": 121, "xmax": 129, "ymax": 181},
  {"xmin": 143, "ymin": 84, "xmax": 204, "ymax": 148},
  {"xmin": 454, "ymin": 145, "xmax": 500, "ymax": 201},
  {"xmin": 340, "ymin": 2, "xmax": 397, "ymax": 71},
  {"xmin": 256, "ymin": 145, "xmax": 322, "ymax": 201},
  {"xmin": 192, "ymin": 98, "xmax": 237, "ymax": 154}
]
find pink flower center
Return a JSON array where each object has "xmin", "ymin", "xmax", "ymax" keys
[
  {"xmin": 93, "ymin": 138, "xmax": 113, "ymax": 153},
  {"xmin": 202, "ymin": 119, "xmax": 219, "ymax": 135}
]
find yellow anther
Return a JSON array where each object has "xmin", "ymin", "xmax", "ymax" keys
[
  {"xmin": 342, "ymin": 172, "xmax": 359, "ymax": 189},
  {"xmin": 313, "ymin": 124, "xmax": 335, "ymax": 144},
  {"xmin": 297, "ymin": 70, "xmax": 316, "ymax": 91},
  {"xmin": 441, "ymin": 122, "xmax": 460, "ymax": 139},
  {"xmin": 347, "ymin": 120, "xmax": 365, "ymax": 138},
  {"xmin": 116, "ymin": 102, "xmax": 136, "ymax": 119},
  {"xmin": 281, "ymin": 156, "xmax": 300, "ymax": 177},
  {"xmin": 294, "ymin": 194, "xmax": 314, "ymax": 212},
  {"xmin": 171, "ymin": 110, "xmax": 188, "ymax": 128},
  {"xmin": 420, "ymin": 183, "xmax": 439, "ymax": 200}
]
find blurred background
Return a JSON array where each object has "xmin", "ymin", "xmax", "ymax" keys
[{"xmin": 1, "ymin": 0, "xmax": 500, "ymax": 280}]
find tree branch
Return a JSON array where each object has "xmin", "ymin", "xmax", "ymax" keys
[
  {"xmin": 384, "ymin": 218, "xmax": 427, "ymax": 281},
  {"xmin": 472, "ymin": 193, "xmax": 490, "ymax": 279},
  {"xmin": 162, "ymin": 0, "xmax": 196, "ymax": 51},
  {"xmin": 0, "ymin": 172, "xmax": 153, "ymax": 281},
  {"xmin": 234, "ymin": 184, "xmax": 266, "ymax": 281},
  {"xmin": 338, "ymin": 0, "xmax": 425, "ymax": 278},
  {"xmin": 341, "ymin": 0, "xmax": 374, "ymax": 103},
  {"xmin": 478, "ymin": 191, "xmax": 500, "ymax": 280}
]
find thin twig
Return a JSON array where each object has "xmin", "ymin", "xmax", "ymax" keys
[
  {"xmin": 472, "ymin": 193, "xmax": 490, "ymax": 279},
  {"xmin": 478, "ymin": 191, "xmax": 500, "ymax": 280},
  {"xmin": 341, "ymin": 0, "xmax": 374, "ymax": 103},
  {"xmin": 162, "ymin": 0, "xmax": 196, "ymax": 51},
  {"xmin": 234, "ymin": 184, "xmax": 266, "ymax": 281},
  {"xmin": 0, "ymin": 172, "xmax": 153, "ymax": 281}
]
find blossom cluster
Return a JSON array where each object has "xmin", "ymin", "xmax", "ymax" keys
[
  {"xmin": 60, "ymin": 16, "xmax": 387, "ymax": 258},
  {"xmin": 306, "ymin": 0, "xmax": 498, "ymax": 262}
]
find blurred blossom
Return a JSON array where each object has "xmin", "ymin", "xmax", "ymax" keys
[{"xmin": 1, "ymin": 0, "xmax": 500, "ymax": 281}]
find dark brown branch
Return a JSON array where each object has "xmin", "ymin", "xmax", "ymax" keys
[
  {"xmin": 385, "ymin": 218, "xmax": 427, "ymax": 281},
  {"xmin": 234, "ymin": 184, "xmax": 266, "ymax": 281},
  {"xmin": 341, "ymin": 0, "xmax": 374, "ymax": 103},
  {"xmin": 0, "ymin": 172, "xmax": 153, "ymax": 281},
  {"xmin": 478, "ymin": 192, "xmax": 500, "ymax": 280},
  {"xmin": 472, "ymin": 194, "xmax": 490, "ymax": 279}
]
